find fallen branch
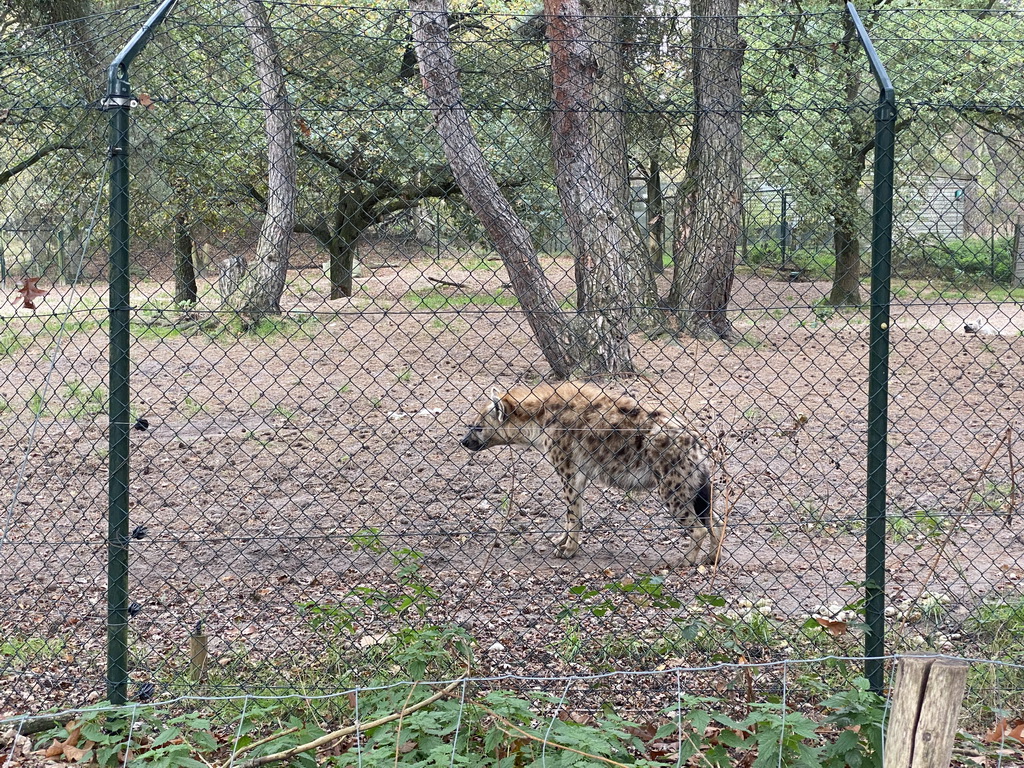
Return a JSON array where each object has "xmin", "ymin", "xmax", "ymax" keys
[
  {"xmin": 224, "ymin": 672, "xmax": 468, "ymax": 768},
  {"xmin": 477, "ymin": 705, "xmax": 634, "ymax": 768},
  {"xmin": 224, "ymin": 726, "xmax": 300, "ymax": 762},
  {"xmin": 426, "ymin": 275, "xmax": 468, "ymax": 289}
]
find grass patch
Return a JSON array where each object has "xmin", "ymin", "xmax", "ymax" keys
[
  {"xmin": 896, "ymin": 236, "xmax": 1017, "ymax": 284},
  {"xmin": 0, "ymin": 330, "xmax": 25, "ymax": 359},
  {"xmin": 404, "ymin": 288, "xmax": 519, "ymax": 310},
  {"xmin": 1, "ymin": 633, "xmax": 67, "ymax": 669}
]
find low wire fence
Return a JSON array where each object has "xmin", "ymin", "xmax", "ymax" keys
[{"xmin": 1, "ymin": 0, "xmax": 1023, "ymax": 751}]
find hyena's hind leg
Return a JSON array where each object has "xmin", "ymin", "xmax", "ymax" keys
[
  {"xmin": 548, "ymin": 443, "xmax": 585, "ymax": 558},
  {"xmin": 661, "ymin": 469, "xmax": 720, "ymax": 566}
]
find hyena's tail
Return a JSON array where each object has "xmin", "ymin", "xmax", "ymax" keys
[
  {"xmin": 694, "ymin": 471, "xmax": 723, "ymax": 563},
  {"xmin": 693, "ymin": 471, "xmax": 712, "ymax": 528}
]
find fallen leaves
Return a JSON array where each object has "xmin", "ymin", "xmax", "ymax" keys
[
  {"xmin": 42, "ymin": 720, "xmax": 95, "ymax": 763},
  {"xmin": 814, "ymin": 617, "xmax": 849, "ymax": 637},
  {"xmin": 984, "ymin": 718, "xmax": 1024, "ymax": 745}
]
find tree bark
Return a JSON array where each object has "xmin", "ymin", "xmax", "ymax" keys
[
  {"xmin": 231, "ymin": 0, "xmax": 297, "ymax": 322},
  {"xmin": 826, "ymin": 16, "xmax": 870, "ymax": 306},
  {"xmin": 545, "ymin": 0, "xmax": 633, "ymax": 372},
  {"xmin": 328, "ymin": 190, "xmax": 366, "ymax": 299},
  {"xmin": 646, "ymin": 155, "xmax": 664, "ymax": 272},
  {"xmin": 584, "ymin": 0, "xmax": 657, "ymax": 321},
  {"xmin": 411, "ymin": 0, "xmax": 582, "ymax": 377},
  {"xmin": 588, "ymin": 1, "xmax": 630, "ymax": 213},
  {"xmin": 829, "ymin": 166, "xmax": 865, "ymax": 305},
  {"xmin": 173, "ymin": 214, "xmax": 198, "ymax": 306},
  {"xmin": 667, "ymin": 0, "xmax": 744, "ymax": 340}
]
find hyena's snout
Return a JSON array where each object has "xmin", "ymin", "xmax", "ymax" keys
[{"xmin": 461, "ymin": 426, "xmax": 486, "ymax": 452}]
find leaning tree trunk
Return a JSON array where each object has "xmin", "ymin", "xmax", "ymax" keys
[
  {"xmin": 231, "ymin": 0, "xmax": 297, "ymax": 322},
  {"xmin": 545, "ymin": 0, "xmax": 634, "ymax": 373},
  {"xmin": 410, "ymin": 0, "xmax": 578, "ymax": 378},
  {"xmin": 667, "ymin": 0, "xmax": 744, "ymax": 341}
]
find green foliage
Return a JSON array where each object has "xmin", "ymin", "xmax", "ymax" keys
[
  {"xmin": 36, "ymin": 707, "xmax": 216, "ymax": 768},
  {"xmin": 298, "ymin": 534, "xmax": 468, "ymax": 681},
  {"xmin": 967, "ymin": 595, "xmax": 1024, "ymax": 656},
  {"xmin": 887, "ymin": 508, "xmax": 950, "ymax": 547},
  {"xmin": 1, "ymin": 634, "xmax": 67, "ymax": 668},
  {"xmin": 661, "ymin": 680, "xmax": 885, "ymax": 768},
  {"xmin": 22, "ymin": 635, "xmax": 904, "ymax": 768},
  {"xmin": 558, "ymin": 575, "xmax": 682, "ymax": 620},
  {"xmin": 896, "ymin": 237, "xmax": 1016, "ymax": 284},
  {"xmin": 741, "ymin": 242, "xmax": 838, "ymax": 282},
  {"xmin": 0, "ymin": 330, "xmax": 25, "ymax": 359},
  {"xmin": 819, "ymin": 679, "xmax": 886, "ymax": 768}
]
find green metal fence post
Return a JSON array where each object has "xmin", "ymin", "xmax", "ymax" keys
[
  {"xmin": 103, "ymin": 0, "xmax": 179, "ymax": 705},
  {"xmin": 847, "ymin": 1, "xmax": 896, "ymax": 695}
]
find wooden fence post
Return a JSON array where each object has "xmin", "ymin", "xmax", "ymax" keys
[{"xmin": 885, "ymin": 657, "xmax": 969, "ymax": 768}]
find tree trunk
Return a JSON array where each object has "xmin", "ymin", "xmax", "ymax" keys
[
  {"xmin": 585, "ymin": 0, "xmax": 657, "ymax": 321},
  {"xmin": 173, "ymin": 214, "xmax": 198, "ymax": 306},
  {"xmin": 667, "ymin": 0, "xmax": 744, "ymax": 340},
  {"xmin": 231, "ymin": 0, "xmax": 297, "ymax": 322},
  {"xmin": 829, "ymin": 168, "xmax": 864, "ymax": 305},
  {"xmin": 329, "ymin": 189, "xmax": 366, "ymax": 299},
  {"xmin": 411, "ymin": 0, "xmax": 581, "ymax": 378},
  {"xmin": 826, "ymin": 15, "xmax": 869, "ymax": 307},
  {"xmin": 545, "ymin": 0, "xmax": 634, "ymax": 373},
  {"xmin": 588, "ymin": 1, "xmax": 630, "ymax": 213},
  {"xmin": 647, "ymin": 155, "xmax": 664, "ymax": 272}
]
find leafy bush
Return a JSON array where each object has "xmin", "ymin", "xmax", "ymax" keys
[{"xmin": 895, "ymin": 237, "xmax": 1016, "ymax": 283}]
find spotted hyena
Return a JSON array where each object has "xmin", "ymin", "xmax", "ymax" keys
[{"xmin": 461, "ymin": 382, "xmax": 720, "ymax": 564}]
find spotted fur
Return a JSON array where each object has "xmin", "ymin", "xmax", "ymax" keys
[{"xmin": 461, "ymin": 382, "xmax": 720, "ymax": 564}]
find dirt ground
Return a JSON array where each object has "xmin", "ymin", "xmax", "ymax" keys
[{"xmin": 2, "ymin": 250, "xmax": 1023, "ymax": 719}]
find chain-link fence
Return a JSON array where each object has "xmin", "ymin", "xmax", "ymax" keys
[{"xmin": 1, "ymin": 0, "xmax": 1023, "ymax": 736}]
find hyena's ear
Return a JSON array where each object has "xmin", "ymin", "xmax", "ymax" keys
[{"xmin": 489, "ymin": 390, "xmax": 508, "ymax": 422}]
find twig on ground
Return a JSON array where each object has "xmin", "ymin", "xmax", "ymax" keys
[
  {"xmin": 1006, "ymin": 426, "xmax": 1017, "ymax": 527},
  {"xmin": 707, "ymin": 474, "xmax": 732, "ymax": 590}
]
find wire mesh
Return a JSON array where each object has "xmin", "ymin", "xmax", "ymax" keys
[{"xmin": 0, "ymin": 0, "xmax": 1022, "ymax": 729}]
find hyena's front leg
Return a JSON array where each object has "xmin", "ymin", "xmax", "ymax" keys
[{"xmin": 548, "ymin": 444, "xmax": 585, "ymax": 558}]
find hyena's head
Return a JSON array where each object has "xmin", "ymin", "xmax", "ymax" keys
[{"xmin": 461, "ymin": 392, "xmax": 515, "ymax": 452}]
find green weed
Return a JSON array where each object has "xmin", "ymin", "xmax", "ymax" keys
[
  {"xmin": 182, "ymin": 395, "xmax": 205, "ymax": 416},
  {"xmin": 0, "ymin": 330, "xmax": 25, "ymax": 358},
  {"xmin": 1, "ymin": 634, "xmax": 67, "ymax": 668},
  {"xmin": 63, "ymin": 378, "xmax": 106, "ymax": 418}
]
